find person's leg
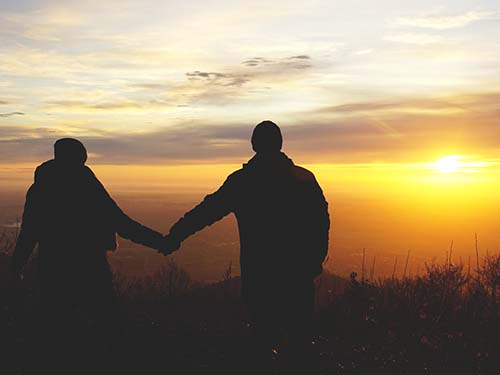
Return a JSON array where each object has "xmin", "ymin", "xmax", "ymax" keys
[
  {"xmin": 243, "ymin": 286, "xmax": 282, "ymax": 375},
  {"xmin": 281, "ymin": 279, "xmax": 317, "ymax": 374},
  {"xmin": 72, "ymin": 261, "xmax": 115, "ymax": 374}
]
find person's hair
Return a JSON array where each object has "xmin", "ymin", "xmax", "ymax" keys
[
  {"xmin": 54, "ymin": 138, "xmax": 88, "ymax": 165},
  {"xmin": 251, "ymin": 120, "xmax": 283, "ymax": 153}
]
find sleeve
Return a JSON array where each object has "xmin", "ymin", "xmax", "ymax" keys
[
  {"xmin": 11, "ymin": 184, "xmax": 40, "ymax": 273},
  {"xmin": 168, "ymin": 174, "xmax": 237, "ymax": 243},
  {"xmin": 112, "ymin": 204, "xmax": 164, "ymax": 249},
  {"xmin": 88, "ymin": 169, "xmax": 164, "ymax": 249},
  {"xmin": 307, "ymin": 176, "xmax": 330, "ymax": 273}
]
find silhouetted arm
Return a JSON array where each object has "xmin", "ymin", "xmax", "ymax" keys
[
  {"xmin": 307, "ymin": 176, "xmax": 330, "ymax": 275},
  {"xmin": 11, "ymin": 184, "xmax": 40, "ymax": 273},
  {"xmin": 87, "ymin": 168, "xmax": 164, "ymax": 250},
  {"xmin": 112, "ymin": 204, "xmax": 164, "ymax": 249},
  {"xmin": 168, "ymin": 174, "xmax": 237, "ymax": 244}
]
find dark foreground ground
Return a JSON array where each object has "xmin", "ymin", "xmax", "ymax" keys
[{"xmin": 2, "ymin": 243, "xmax": 500, "ymax": 374}]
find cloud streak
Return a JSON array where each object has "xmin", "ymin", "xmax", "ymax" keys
[
  {"xmin": 2, "ymin": 92, "xmax": 499, "ymax": 165},
  {"xmin": 396, "ymin": 10, "xmax": 500, "ymax": 30},
  {"xmin": 384, "ymin": 33, "xmax": 441, "ymax": 45},
  {"xmin": 0, "ymin": 111, "xmax": 24, "ymax": 117}
]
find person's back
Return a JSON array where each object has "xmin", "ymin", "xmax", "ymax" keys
[
  {"xmin": 165, "ymin": 121, "xmax": 330, "ymax": 370},
  {"xmin": 11, "ymin": 138, "xmax": 164, "ymax": 373},
  {"xmin": 167, "ymin": 121, "xmax": 329, "ymax": 285},
  {"xmin": 28, "ymin": 159, "xmax": 117, "ymax": 302},
  {"xmin": 33, "ymin": 160, "xmax": 117, "ymax": 253},
  {"xmin": 228, "ymin": 151, "xmax": 329, "ymax": 297}
]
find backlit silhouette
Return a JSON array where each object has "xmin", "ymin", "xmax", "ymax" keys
[
  {"xmin": 11, "ymin": 138, "xmax": 164, "ymax": 372},
  {"xmin": 162, "ymin": 121, "xmax": 330, "ymax": 370}
]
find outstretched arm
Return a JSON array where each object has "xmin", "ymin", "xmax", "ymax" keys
[
  {"xmin": 87, "ymin": 168, "xmax": 165, "ymax": 250},
  {"xmin": 11, "ymin": 184, "xmax": 40, "ymax": 274},
  {"xmin": 112, "ymin": 204, "xmax": 165, "ymax": 250},
  {"xmin": 167, "ymin": 174, "xmax": 237, "ymax": 248}
]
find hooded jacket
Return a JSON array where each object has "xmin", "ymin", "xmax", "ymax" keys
[
  {"xmin": 12, "ymin": 160, "xmax": 163, "ymax": 274},
  {"xmin": 168, "ymin": 152, "xmax": 330, "ymax": 293}
]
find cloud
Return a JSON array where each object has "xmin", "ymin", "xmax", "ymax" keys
[
  {"xmin": 396, "ymin": 10, "xmax": 500, "ymax": 30},
  {"xmin": 186, "ymin": 71, "xmax": 250, "ymax": 87},
  {"xmin": 242, "ymin": 57, "xmax": 272, "ymax": 67},
  {"xmin": 126, "ymin": 54, "xmax": 314, "ymax": 107},
  {"xmin": 0, "ymin": 111, "xmax": 24, "ymax": 117},
  {"xmin": 288, "ymin": 55, "xmax": 311, "ymax": 60},
  {"xmin": 354, "ymin": 49, "xmax": 373, "ymax": 56},
  {"xmin": 1, "ymin": 7, "xmax": 88, "ymax": 42},
  {"xmin": 241, "ymin": 55, "xmax": 312, "ymax": 70},
  {"xmin": 2, "ymin": 92, "xmax": 500, "ymax": 165},
  {"xmin": 384, "ymin": 33, "xmax": 441, "ymax": 45},
  {"xmin": 43, "ymin": 99, "xmax": 173, "ymax": 112},
  {"xmin": 128, "ymin": 83, "xmax": 172, "ymax": 90},
  {"xmin": 318, "ymin": 96, "xmax": 474, "ymax": 115}
]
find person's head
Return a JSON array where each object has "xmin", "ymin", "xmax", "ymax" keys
[
  {"xmin": 54, "ymin": 138, "xmax": 87, "ymax": 166},
  {"xmin": 251, "ymin": 120, "xmax": 283, "ymax": 154}
]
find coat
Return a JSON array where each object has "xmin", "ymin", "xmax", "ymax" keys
[
  {"xmin": 12, "ymin": 160, "xmax": 163, "ymax": 300},
  {"xmin": 168, "ymin": 152, "xmax": 330, "ymax": 303}
]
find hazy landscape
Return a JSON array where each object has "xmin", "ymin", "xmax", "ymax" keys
[{"xmin": 2, "ymin": 172, "xmax": 500, "ymax": 282}]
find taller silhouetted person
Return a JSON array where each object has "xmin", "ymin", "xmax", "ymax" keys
[
  {"xmin": 11, "ymin": 138, "xmax": 164, "ymax": 373},
  {"xmin": 163, "ymin": 121, "xmax": 330, "ymax": 372}
]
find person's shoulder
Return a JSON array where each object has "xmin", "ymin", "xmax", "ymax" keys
[
  {"xmin": 35, "ymin": 159, "xmax": 54, "ymax": 172},
  {"xmin": 292, "ymin": 165, "xmax": 316, "ymax": 182},
  {"xmin": 82, "ymin": 165, "xmax": 97, "ymax": 178},
  {"xmin": 226, "ymin": 168, "xmax": 246, "ymax": 183},
  {"xmin": 34, "ymin": 159, "xmax": 55, "ymax": 183}
]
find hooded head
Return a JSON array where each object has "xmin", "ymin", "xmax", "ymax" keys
[
  {"xmin": 54, "ymin": 138, "xmax": 88, "ymax": 166},
  {"xmin": 251, "ymin": 120, "xmax": 283, "ymax": 154}
]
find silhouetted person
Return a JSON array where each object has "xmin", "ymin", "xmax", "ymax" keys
[
  {"xmin": 163, "ymin": 121, "xmax": 330, "ymax": 372},
  {"xmin": 11, "ymin": 138, "xmax": 164, "ymax": 373}
]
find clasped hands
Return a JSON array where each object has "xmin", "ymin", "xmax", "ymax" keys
[{"xmin": 156, "ymin": 233, "xmax": 181, "ymax": 256}]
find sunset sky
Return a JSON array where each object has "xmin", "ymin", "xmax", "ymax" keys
[
  {"xmin": 1, "ymin": 0, "xmax": 499, "ymax": 165},
  {"xmin": 1, "ymin": 1, "xmax": 500, "ymax": 273}
]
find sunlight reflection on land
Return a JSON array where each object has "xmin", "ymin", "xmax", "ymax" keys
[{"xmin": 2, "ymin": 158, "xmax": 500, "ymax": 280}]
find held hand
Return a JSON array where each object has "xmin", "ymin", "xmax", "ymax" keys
[{"xmin": 158, "ymin": 234, "xmax": 181, "ymax": 256}]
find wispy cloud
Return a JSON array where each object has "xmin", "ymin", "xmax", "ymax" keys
[
  {"xmin": 318, "ymin": 96, "xmax": 473, "ymax": 115},
  {"xmin": 125, "ymin": 55, "xmax": 314, "ymax": 107},
  {"xmin": 186, "ymin": 71, "xmax": 250, "ymax": 87},
  {"xmin": 2, "ymin": 92, "xmax": 499, "ymax": 165},
  {"xmin": 396, "ymin": 10, "xmax": 500, "ymax": 30},
  {"xmin": 1, "ymin": 0, "xmax": 499, "ymax": 169},
  {"xmin": 0, "ymin": 111, "xmax": 24, "ymax": 117},
  {"xmin": 354, "ymin": 49, "xmax": 373, "ymax": 56},
  {"xmin": 384, "ymin": 33, "xmax": 441, "ymax": 45},
  {"xmin": 1, "ymin": 7, "xmax": 87, "ymax": 42},
  {"xmin": 241, "ymin": 56, "xmax": 312, "ymax": 69},
  {"xmin": 288, "ymin": 55, "xmax": 311, "ymax": 60},
  {"xmin": 44, "ymin": 100, "xmax": 151, "ymax": 112}
]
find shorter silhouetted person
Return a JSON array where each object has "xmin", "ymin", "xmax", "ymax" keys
[
  {"xmin": 162, "ymin": 121, "xmax": 330, "ymax": 371},
  {"xmin": 11, "ymin": 138, "xmax": 165, "ymax": 373}
]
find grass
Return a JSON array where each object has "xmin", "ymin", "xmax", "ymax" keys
[{"xmin": 1, "ymin": 228, "xmax": 500, "ymax": 374}]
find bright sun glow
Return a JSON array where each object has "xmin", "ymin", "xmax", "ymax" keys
[{"xmin": 434, "ymin": 156, "xmax": 462, "ymax": 173}]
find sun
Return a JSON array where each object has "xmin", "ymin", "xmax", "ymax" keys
[{"xmin": 434, "ymin": 156, "xmax": 461, "ymax": 173}]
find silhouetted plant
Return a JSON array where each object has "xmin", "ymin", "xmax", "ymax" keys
[
  {"xmin": 5, "ymin": 241, "xmax": 500, "ymax": 374},
  {"xmin": 479, "ymin": 252, "xmax": 500, "ymax": 318}
]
